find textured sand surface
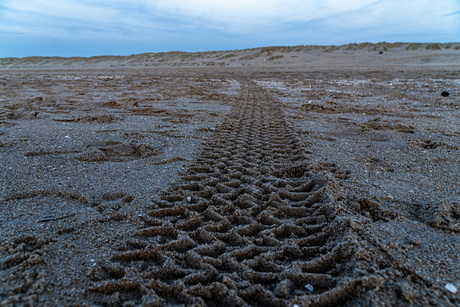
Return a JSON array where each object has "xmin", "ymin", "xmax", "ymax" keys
[{"xmin": 0, "ymin": 45, "xmax": 459, "ymax": 306}]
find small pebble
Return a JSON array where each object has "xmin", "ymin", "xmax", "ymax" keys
[
  {"xmin": 441, "ymin": 91, "xmax": 449, "ymax": 97},
  {"xmin": 410, "ymin": 238, "xmax": 421, "ymax": 246},
  {"xmin": 445, "ymin": 283, "xmax": 457, "ymax": 294},
  {"xmin": 305, "ymin": 284, "xmax": 314, "ymax": 292}
]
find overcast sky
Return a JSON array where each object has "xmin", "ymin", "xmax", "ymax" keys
[{"xmin": 1, "ymin": 0, "xmax": 459, "ymax": 58}]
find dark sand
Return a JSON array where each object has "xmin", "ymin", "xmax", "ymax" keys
[{"xmin": 1, "ymin": 45, "xmax": 459, "ymax": 306}]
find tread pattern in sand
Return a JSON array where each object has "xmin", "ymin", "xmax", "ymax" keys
[{"xmin": 87, "ymin": 79, "xmax": 372, "ymax": 306}]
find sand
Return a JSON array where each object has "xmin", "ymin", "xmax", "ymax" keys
[{"xmin": 0, "ymin": 43, "xmax": 459, "ymax": 306}]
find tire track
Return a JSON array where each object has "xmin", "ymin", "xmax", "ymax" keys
[{"xmin": 88, "ymin": 78, "xmax": 375, "ymax": 306}]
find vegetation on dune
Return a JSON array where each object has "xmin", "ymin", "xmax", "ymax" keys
[
  {"xmin": 217, "ymin": 53, "xmax": 237, "ymax": 60},
  {"xmin": 267, "ymin": 55, "xmax": 284, "ymax": 61},
  {"xmin": 425, "ymin": 43, "xmax": 442, "ymax": 50},
  {"xmin": 406, "ymin": 43, "xmax": 421, "ymax": 50}
]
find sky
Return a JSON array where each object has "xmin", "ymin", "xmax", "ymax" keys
[{"xmin": 1, "ymin": 0, "xmax": 459, "ymax": 58}]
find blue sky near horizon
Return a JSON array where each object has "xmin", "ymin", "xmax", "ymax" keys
[{"xmin": 1, "ymin": 0, "xmax": 459, "ymax": 58}]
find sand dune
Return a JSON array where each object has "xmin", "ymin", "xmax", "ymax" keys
[{"xmin": 1, "ymin": 42, "xmax": 460, "ymax": 70}]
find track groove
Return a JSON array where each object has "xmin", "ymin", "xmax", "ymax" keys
[{"xmin": 88, "ymin": 78, "xmax": 373, "ymax": 306}]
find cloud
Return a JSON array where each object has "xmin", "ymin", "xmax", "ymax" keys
[
  {"xmin": 154, "ymin": 0, "xmax": 375, "ymax": 21},
  {"xmin": 2, "ymin": 0, "xmax": 458, "ymax": 37},
  {"xmin": 444, "ymin": 10, "xmax": 460, "ymax": 16},
  {"xmin": 153, "ymin": 0, "xmax": 378, "ymax": 34},
  {"xmin": 0, "ymin": 1, "xmax": 172, "ymax": 38},
  {"xmin": 268, "ymin": 0, "xmax": 460, "ymax": 44},
  {"xmin": 0, "ymin": 1, "xmax": 387, "ymax": 37},
  {"xmin": 0, "ymin": 0, "xmax": 459, "ymax": 57}
]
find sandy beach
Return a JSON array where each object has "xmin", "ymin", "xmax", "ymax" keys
[{"xmin": 1, "ymin": 43, "xmax": 459, "ymax": 306}]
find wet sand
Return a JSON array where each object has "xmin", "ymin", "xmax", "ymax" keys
[{"xmin": 0, "ymin": 64, "xmax": 459, "ymax": 306}]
